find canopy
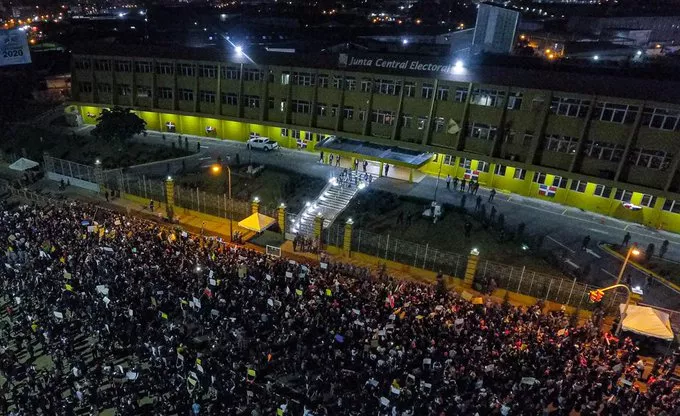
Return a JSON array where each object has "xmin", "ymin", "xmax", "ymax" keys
[
  {"xmin": 618, "ymin": 304, "xmax": 674, "ymax": 341},
  {"xmin": 9, "ymin": 158, "xmax": 39, "ymax": 171},
  {"xmin": 238, "ymin": 213, "xmax": 276, "ymax": 233}
]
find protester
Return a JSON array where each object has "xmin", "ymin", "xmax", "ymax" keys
[{"xmin": 0, "ymin": 200, "xmax": 678, "ymax": 416}]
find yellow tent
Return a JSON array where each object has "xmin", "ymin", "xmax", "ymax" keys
[{"xmin": 238, "ymin": 213, "xmax": 276, "ymax": 233}]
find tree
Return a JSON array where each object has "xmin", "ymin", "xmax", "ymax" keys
[{"xmin": 91, "ymin": 107, "xmax": 146, "ymax": 143}]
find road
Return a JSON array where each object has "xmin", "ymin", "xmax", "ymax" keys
[{"xmin": 69, "ymin": 125, "xmax": 680, "ymax": 310}]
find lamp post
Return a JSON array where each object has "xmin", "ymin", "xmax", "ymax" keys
[
  {"xmin": 211, "ymin": 163, "xmax": 233, "ymax": 242},
  {"xmin": 591, "ymin": 283, "xmax": 632, "ymax": 336},
  {"xmin": 432, "ymin": 154, "xmax": 444, "ymax": 202},
  {"xmin": 615, "ymin": 244, "xmax": 639, "ymax": 285}
]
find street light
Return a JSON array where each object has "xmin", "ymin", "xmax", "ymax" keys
[
  {"xmin": 210, "ymin": 163, "xmax": 233, "ymax": 242},
  {"xmin": 615, "ymin": 244, "xmax": 639, "ymax": 285}
]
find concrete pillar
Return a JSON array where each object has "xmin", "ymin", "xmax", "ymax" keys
[
  {"xmin": 409, "ymin": 168, "xmax": 414, "ymax": 183},
  {"xmin": 94, "ymin": 159, "xmax": 104, "ymax": 194},
  {"xmin": 463, "ymin": 248, "xmax": 480, "ymax": 288},
  {"xmin": 343, "ymin": 219, "xmax": 353, "ymax": 256},
  {"xmin": 379, "ymin": 161, "xmax": 384, "ymax": 177},
  {"xmin": 165, "ymin": 176, "xmax": 175, "ymax": 220},
  {"xmin": 251, "ymin": 197, "xmax": 260, "ymax": 214},
  {"xmin": 314, "ymin": 213, "xmax": 324, "ymax": 240},
  {"xmin": 277, "ymin": 203, "xmax": 286, "ymax": 235}
]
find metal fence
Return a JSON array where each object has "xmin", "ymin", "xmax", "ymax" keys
[{"xmin": 44, "ymin": 155, "xmax": 98, "ymax": 184}]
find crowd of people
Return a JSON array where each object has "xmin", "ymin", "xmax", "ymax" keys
[{"xmin": 1, "ymin": 198, "xmax": 680, "ymax": 415}]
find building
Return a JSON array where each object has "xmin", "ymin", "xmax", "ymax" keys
[
  {"xmin": 472, "ymin": 3, "xmax": 520, "ymax": 55},
  {"xmin": 69, "ymin": 43, "xmax": 680, "ymax": 232},
  {"xmin": 568, "ymin": 15, "xmax": 680, "ymax": 45}
]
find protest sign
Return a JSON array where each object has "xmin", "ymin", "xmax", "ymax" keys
[
  {"xmin": 295, "ymin": 289, "xmax": 303, "ymax": 296},
  {"xmin": 320, "ymin": 262, "xmax": 327, "ymax": 269},
  {"xmin": 96, "ymin": 285, "xmax": 109, "ymax": 296},
  {"xmin": 285, "ymin": 271, "xmax": 293, "ymax": 278},
  {"xmin": 53, "ymin": 311, "xmax": 63, "ymax": 319}
]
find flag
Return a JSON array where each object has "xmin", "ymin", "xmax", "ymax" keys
[
  {"xmin": 538, "ymin": 184, "xmax": 557, "ymax": 197},
  {"xmin": 464, "ymin": 169, "xmax": 479, "ymax": 181}
]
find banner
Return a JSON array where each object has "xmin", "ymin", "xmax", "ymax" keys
[{"xmin": 0, "ymin": 29, "xmax": 31, "ymax": 67}]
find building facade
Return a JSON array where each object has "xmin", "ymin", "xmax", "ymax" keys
[{"xmin": 69, "ymin": 45, "xmax": 680, "ymax": 232}]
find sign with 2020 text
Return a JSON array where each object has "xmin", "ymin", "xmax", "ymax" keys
[{"xmin": 0, "ymin": 29, "xmax": 32, "ymax": 67}]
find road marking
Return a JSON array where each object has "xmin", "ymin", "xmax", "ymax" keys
[
  {"xmin": 564, "ymin": 259, "xmax": 579, "ymax": 269},
  {"xmin": 561, "ymin": 208, "xmax": 568, "ymax": 215},
  {"xmin": 585, "ymin": 248, "xmax": 602, "ymax": 258},
  {"xmin": 588, "ymin": 228, "xmax": 610, "ymax": 236},
  {"xmin": 199, "ymin": 157, "xmax": 212, "ymax": 160},
  {"xmin": 546, "ymin": 236, "xmax": 576, "ymax": 254},
  {"xmin": 624, "ymin": 225, "xmax": 630, "ymax": 231},
  {"xmin": 201, "ymin": 146, "xmax": 209, "ymax": 148},
  {"xmin": 600, "ymin": 268, "xmax": 617, "ymax": 279}
]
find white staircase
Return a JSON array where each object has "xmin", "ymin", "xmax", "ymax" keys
[{"xmin": 291, "ymin": 171, "xmax": 370, "ymax": 236}]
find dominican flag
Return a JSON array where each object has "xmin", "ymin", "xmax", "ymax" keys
[
  {"xmin": 538, "ymin": 184, "xmax": 557, "ymax": 197},
  {"xmin": 464, "ymin": 169, "xmax": 479, "ymax": 181}
]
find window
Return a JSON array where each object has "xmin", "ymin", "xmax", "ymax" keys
[
  {"xmin": 243, "ymin": 68, "xmax": 263, "ymax": 81},
  {"xmin": 94, "ymin": 60, "xmax": 110, "ymax": 71},
  {"xmin": 434, "ymin": 117, "xmax": 445, "ymax": 133},
  {"xmin": 628, "ymin": 148, "xmax": 672, "ymax": 170},
  {"xmin": 504, "ymin": 130, "xmax": 515, "ymax": 144},
  {"xmin": 281, "ymin": 128, "xmax": 288, "ymax": 137},
  {"xmin": 593, "ymin": 184, "xmax": 612, "ymax": 198},
  {"xmin": 136, "ymin": 86, "xmax": 152, "ymax": 98},
  {"xmin": 115, "ymin": 60, "xmax": 132, "ymax": 72},
  {"xmin": 477, "ymin": 161, "xmax": 490, "ymax": 173},
  {"xmin": 403, "ymin": 82, "xmax": 415, "ymax": 97},
  {"xmin": 78, "ymin": 82, "xmax": 92, "ymax": 93},
  {"xmin": 330, "ymin": 105, "xmax": 339, "ymax": 118},
  {"xmin": 75, "ymin": 59, "xmax": 90, "ymax": 70},
  {"xmin": 468, "ymin": 123, "xmax": 497, "ymax": 141},
  {"xmin": 550, "ymin": 96, "xmax": 590, "ymax": 118},
  {"xmin": 371, "ymin": 109, "xmax": 395, "ymax": 125},
  {"xmin": 343, "ymin": 106, "xmax": 354, "ymax": 120},
  {"xmin": 569, "ymin": 180, "xmax": 587, "ymax": 193},
  {"xmin": 593, "ymin": 102, "xmax": 638, "ymax": 124},
  {"xmin": 156, "ymin": 62, "xmax": 174, "ymax": 75},
  {"xmin": 421, "ymin": 83, "xmax": 434, "ymax": 99},
  {"xmin": 157, "ymin": 87, "xmax": 173, "ymax": 100},
  {"xmin": 291, "ymin": 129, "xmax": 301, "ymax": 139},
  {"xmin": 436, "ymin": 86, "xmax": 449, "ymax": 101},
  {"xmin": 494, "ymin": 164, "xmax": 507, "ymax": 176},
  {"xmin": 514, "ymin": 168, "xmax": 526, "ymax": 180},
  {"xmin": 532, "ymin": 172, "xmax": 546, "ymax": 184},
  {"xmin": 507, "ymin": 92, "xmax": 523, "ymax": 110},
  {"xmin": 641, "ymin": 194, "xmax": 657, "ymax": 208},
  {"xmin": 199, "ymin": 90, "xmax": 216, "ymax": 103},
  {"xmin": 663, "ymin": 200, "xmax": 680, "ymax": 214},
  {"xmin": 454, "ymin": 87, "xmax": 468, "ymax": 103},
  {"xmin": 318, "ymin": 75, "xmax": 329, "ymax": 88},
  {"xmin": 220, "ymin": 93, "xmax": 237, "ymax": 106},
  {"xmin": 345, "ymin": 77, "xmax": 356, "ymax": 91},
  {"xmin": 545, "ymin": 134, "xmax": 578, "ymax": 153},
  {"xmin": 459, "ymin": 158, "xmax": 471, "ymax": 169},
  {"xmin": 376, "ymin": 79, "xmax": 401, "ymax": 96},
  {"xmin": 358, "ymin": 110, "xmax": 366, "ymax": 121},
  {"xmin": 291, "ymin": 100, "xmax": 311, "ymax": 114},
  {"xmin": 417, "ymin": 117, "xmax": 428, "ymax": 130},
  {"xmin": 642, "ymin": 107, "xmax": 680, "ymax": 131},
  {"xmin": 118, "ymin": 84, "xmax": 131, "ymax": 96},
  {"xmin": 402, "ymin": 114, "xmax": 412, "ymax": 128},
  {"xmin": 96, "ymin": 83, "xmax": 111, "ymax": 93},
  {"xmin": 443, "ymin": 155, "xmax": 455, "ymax": 165},
  {"xmin": 553, "ymin": 176, "xmax": 568, "ymax": 188},
  {"xmin": 293, "ymin": 72, "xmax": 315, "ymax": 86},
  {"xmin": 360, "ymin": 79, "xmax": 372, "ymax": 93},
  {"xmin": 244, "ymin": 95, "xmax": 261, "ymax": 108},
  {"xmin": 280, "ymin": 99, "xmax": 286, "ymax": 113},
  {"xmin": 135, "ymin": 61, "xmax": 153, "ymax": 73},
  {"xmin": 316, "ymin": 103, "xmax": 327, "ymax": 117},
  {"xmin": 582, "ymin": 140, "xmax": 625, "ymax": 162},
  {"xmin": 614, "ymin": 189, "xmax": 632, "ymax": 203},
  {"xmin": 471, "ymin": 88, "xmax": 505, "ymax": 107},
  {"xmin": 178, "ymin": 64, "xmax": 195, "ymax": 77},
  {"xmin": 332, "ymin": 76, "xmax": 343, "ymax": 89},
  {"xmin": 178, "ymin": 88, "xmax": 194, "ymax": 101},
  {"xmin": 523, "ymin": 133, "xmax": 534, "ymax": 147},
  {"xmin": 222, "ymin": 66, "xmax": 240, "ymax": 80},
  {"xmin": 280, "ymin": 71, "xmax": 290, "ymax": 85},
  {"xmin": 198, "ymin": 65, "xmax": 217, "ymax": 78}
]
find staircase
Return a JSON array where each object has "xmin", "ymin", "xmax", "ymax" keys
[{"xmin": 291, "ymin": 171, "xmax": 371, "ymax": 236}]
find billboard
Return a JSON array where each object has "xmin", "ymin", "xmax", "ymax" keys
[{"xmin": 0, "ymin": 29, "xmax": 32, "ymax": 67}]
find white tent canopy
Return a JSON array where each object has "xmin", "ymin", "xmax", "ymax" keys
[
  {"xmin": 9, "ymin": 158, "xmax": 39, "ymax": 171},
  {"xmin": 619, "ymin": 304, "xmax": 674, "ymax": 341}
]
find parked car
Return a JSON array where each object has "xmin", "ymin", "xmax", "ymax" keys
[{"xmin": 246, "ymin": 137, "xmax": 279, "ymax": 151}]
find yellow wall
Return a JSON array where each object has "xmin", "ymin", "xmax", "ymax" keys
[
  {"xmin": 179, "ymin": 115, "xmax": 200, "ymax": 136},
  {"xmin": 136, "ymin": 111, "xmax": 160, "ymax": 131}
]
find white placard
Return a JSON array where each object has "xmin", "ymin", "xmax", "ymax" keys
[
  {"xmin": 320, "ymin": 262, "xmax": 327, "ymax": 269},
  {"xmin": 0, "ymin": 29, "xmax": 32, "ymax": 67},
  {"xmin": 285, "ymin": 271, "xmax": 293, "ymax": 278},
  {"xmin": 209, "ymin": 279, "xmax": 217, "ymax": 286},
  {"xmin": 53, "ymin": 311, "xmax": 63, "ymax": 319},
  {"xmin": 96, "ymin": 285, "xmax": 109, "ymax": 296},
  {"xmin": 103, "ymin": 297, "xmax": 111, "ymax": 305},
  {"xmin": 266, "ymin": 274, "xmax": 272, "ymax": 281},
  {"xmin": 192, "ymin": 297, "xmax": 201, "ymax": 309},
  {"xmin": 102, "ymin": 247, "xmax": 114, "ymax": 252},
  {"xmin": 87, "ymin": 226, "xmax": 96, "ymax": 233}
]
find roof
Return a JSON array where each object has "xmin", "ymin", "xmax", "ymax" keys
[
  {"xmin": 71, "ymin": 42, "xmax": 680, "ymax": 104},
  {"xmin": 238, "ymin": 212, "xmax": 276, "ymax": 233},
  {"xmin": 618, "ymin": 304, "xmax": 674, "ymax": 341},
  {"xmin": 317, "ymin": 136, "xmax": 433, "ymax": 167}
]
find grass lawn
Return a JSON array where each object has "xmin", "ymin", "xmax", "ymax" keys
[
  {"xmin": 338, "ymin": 190, "xmax": 564, "ymax": 275},
  {"xmin": 1, "ymin": 125, "xmax": 191, "ymax": 169},
  {"xmin": 174, "ymin": 165, "xmax": 326, "ymax": 213}
]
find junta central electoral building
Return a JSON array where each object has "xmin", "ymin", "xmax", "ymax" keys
[{"xmin": 69, "ymin": 43, "xmax": 680, "ymax": 232}]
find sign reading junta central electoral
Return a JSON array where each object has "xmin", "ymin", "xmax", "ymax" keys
[
  {"xmin": 0, "ymin": 29, "xmax": 32, "ymax": 67},
  {"xmin": 338, "ymin": 53, "xmax": 456, "ymax": 75}
]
